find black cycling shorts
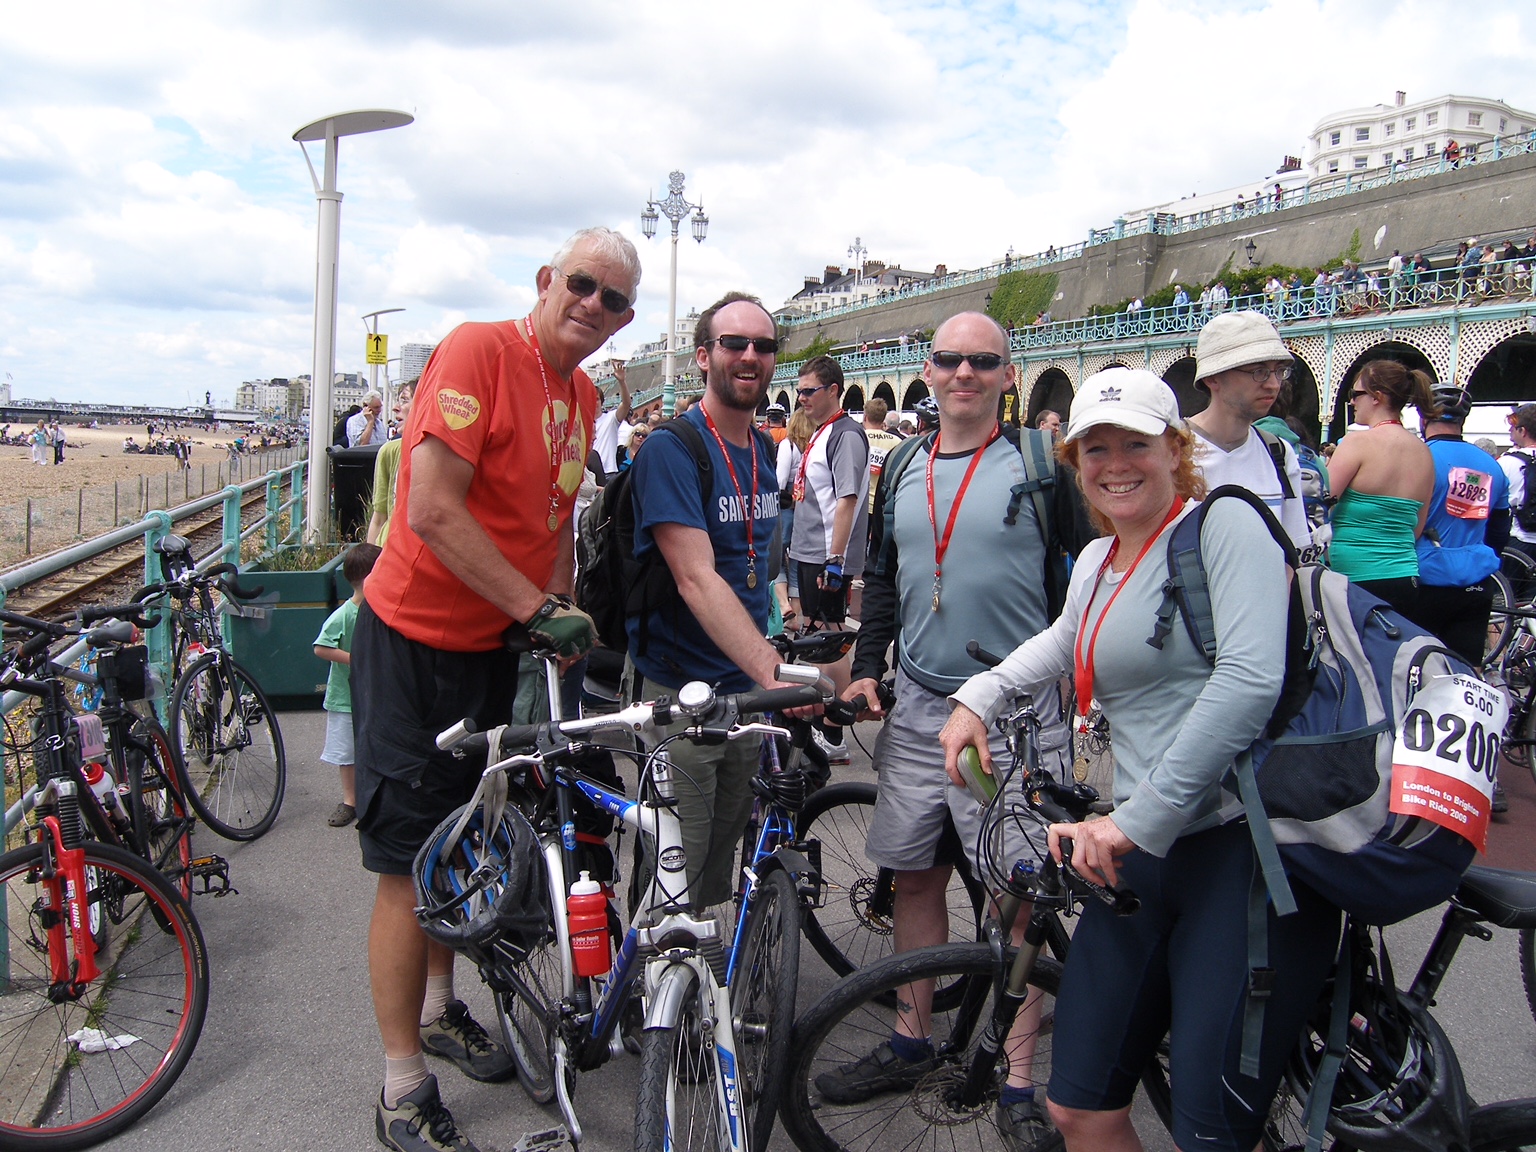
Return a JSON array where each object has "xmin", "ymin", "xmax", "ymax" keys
[
  {"xmin": 796, "ymin": 560, "xmax": 848, "ymax": 626},
  {"xmin": 1048, "ymin": 820, "xmax": 1339, "ymax": 1152},
  {"xmin": 351, "ymin": 601, "xmax": 518, "ymax": 875}
]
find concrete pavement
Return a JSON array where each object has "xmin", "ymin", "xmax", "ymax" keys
[{"xmin": 104, "ymin": 708, "xmax": 1536, "ymax": 1151}]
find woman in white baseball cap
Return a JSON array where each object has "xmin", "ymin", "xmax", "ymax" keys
[{"xmin": 941, "ymin": 366, "xmax": 1339, "ymax": 1152}]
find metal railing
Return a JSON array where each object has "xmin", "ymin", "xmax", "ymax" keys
[{"xmin": 1, "ymin": 459, "xmax": 308, "ymax": 835}]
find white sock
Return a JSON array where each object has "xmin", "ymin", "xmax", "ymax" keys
[
  {"xmin": 420, "ymin": 973, "xmax": 454, "ymax": 1028},
  {"xmin": 382, "ymin": 1052, "xmax": 429, "ymax": 1109}
]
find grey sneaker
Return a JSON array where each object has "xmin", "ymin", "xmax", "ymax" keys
[
  {"xmin": 376, "ymin": 1074, "xmax": 479, "ymax": 1152},
  {"xmin": 814, "ymin": 1039, "xmax": 936, "ymax": 1104},
  {"xmin": 997, "ymin": 1094, "xmax": 1054, "ymax": 1151},
  {"xmin": 420, "ymin": 1000, "xmax": 515, "ymax": 1083}
]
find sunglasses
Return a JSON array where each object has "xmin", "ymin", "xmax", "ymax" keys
[
  {"xmin": 930, "ymin": 351, "xmax": 1007, "ymax": 371},
  {"xmin": 710, "ymin": 335, "xmax": 779, "ymax": 355},
  {"xmin": 1350, "ymin": 389, "xmax": 1372, "ymax": 401},
  {"xmin": 559, "ymin": 270, "xmax": 631, "ymax": 314},
  {"xmin": 796, "ymin": 381, "xmax": 834, "ymax": 399}
]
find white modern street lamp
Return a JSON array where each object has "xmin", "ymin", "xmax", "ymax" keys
[
  {"xmin": 641, "ymin": 171, "xmax": 708, "ymax": 417},
  {"xmin": 362, "ymin": 306, "xmax": 406, "ymax": 418},
  {"xmin": 293, "ymin": 108, "xmax": 412, "ymax": 542}
]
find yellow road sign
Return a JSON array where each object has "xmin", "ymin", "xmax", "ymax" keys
[{"xmin": 366, "ymin": 333, "xmax": 388, "ymax": 365}]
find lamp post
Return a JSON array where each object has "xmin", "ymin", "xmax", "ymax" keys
[
  {"xmin": 293, "ymin": 109, "xmax": 412, "ymax": 542},
  {"xmin": 362, "ymin": 307, "xmax": 405, "ymax": 418},
  {"xmin": 641, "ymin": 171, "xmax": 708, "ymax": 417},
  {"xmin": 1245, "ymin": 238, "xmax": 1260, "ymax": 266},
  {"xmin": 848, "ymin": 236, "xmax": 867, "ymax": 279}
]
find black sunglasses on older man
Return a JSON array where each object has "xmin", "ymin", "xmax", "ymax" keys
[{"xmin": 559, "ymin": 270, "xmax": 631, "ymax": 314}]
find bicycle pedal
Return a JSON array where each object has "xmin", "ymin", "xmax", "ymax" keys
[
  {"xmin": 188, "ymin": 855, "xmax": 238, "ymax": 897},
  {"xmin": 512, "ymin": 1125, "xmax": 571, "ymax": 1151}
]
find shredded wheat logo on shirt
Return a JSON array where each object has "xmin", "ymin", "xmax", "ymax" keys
[{"xmin": 437, "ymin": 389, "xmax": 482, "ymax": 430}]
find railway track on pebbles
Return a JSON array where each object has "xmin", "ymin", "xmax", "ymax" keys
[{"xmin": 0, "ymin": 489, "xmax": 270, "ymax": 620}]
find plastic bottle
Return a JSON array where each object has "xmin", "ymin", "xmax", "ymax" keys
[
  {"xmin": 567, "ymin": 871, "xmax": 611, "ymax": 978},
  {"xmin": 956, "ymin": 746, "xmax": 998, "ymax": 806},
  {"xmin": 83, "ymin": 762, "xmax": 129, "ymax": 831}
]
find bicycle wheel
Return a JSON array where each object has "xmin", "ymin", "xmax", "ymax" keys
[
  {"xmin": 492, "ymin": 931, "xmax": 562, "ymax": 1106},
  {"xmin": 798, "ymin": 782, "xmax": 985, "ymax": 1008},
  {"xmin": 1472, "ymin": 1099, "xmax": 1536, "ymax": 1151},
  {"xmin": 781, "ymin": 942, "xmax": 1064, "ymax": 1152},
  {"xmin": 1486, "ymin": 569, "xmax": 1517, "ymax": 670},
  {"xmin": 169, "ymin": 652, "xmax": 286, "ymax": 840},
  {"xmin": 733, "ymin": 867, "xmax": 799, "ymax": 1151},
  {"xmin": 127, "ymin": 717, "xmax": 193, "ymax": 901},
  {"xmin": 635, "ymin": 969, "xmax": 726, "ymax": 1152},
  {"xmin": 0, "ymin": 840, "xmax": 209, "ymax": 1150},
  {"xmin": 1521, "ymin": 929, "xmax": 1536, "ymax": 1034}
]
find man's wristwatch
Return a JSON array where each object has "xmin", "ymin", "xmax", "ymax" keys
[{"xmin": 826, "ymin": 554, "xmax": 845, "ymax": 567}]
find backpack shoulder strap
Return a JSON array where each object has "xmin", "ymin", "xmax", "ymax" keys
[
  {"xmin": 1002, "ymin": 426, "xmax": 1058, "ymax": 541},
  {"xmin": 1147, "ymin": 485, "xmax": 1298, "ymax": 662},
  {"xmin": 870, "ymin": 431, "xmax": 932, "ymax": 575},
  {"xmin": 651, "ymin": 416, "xmax": 714, "ymax": 504},
  {"xmin": 1254, "ymin": 427, "xmax": 1297, "ymax": 501}
]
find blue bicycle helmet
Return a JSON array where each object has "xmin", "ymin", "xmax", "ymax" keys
[{"xmin": 413, "ymin": 802, "xmax": 550, "ymax": 962}]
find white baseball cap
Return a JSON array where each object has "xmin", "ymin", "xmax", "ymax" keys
[{"xmin": 1063, "ymin": 368, "xmax": 1184, "ymax": 443}]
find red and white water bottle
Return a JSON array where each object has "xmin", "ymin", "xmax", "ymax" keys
[
  {"xmin": 83, "ymin": 762, "xmax": 129, "ymax": 831},
  {"xmin": 567, "ymin": 871, "xmax": 611, "ymax": 978}
]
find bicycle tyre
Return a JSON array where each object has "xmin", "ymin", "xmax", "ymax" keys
[
  {"xmin": 634, "ymin": 968, "xmax": 726, "ymax": 1152},
  {"xmin": 0, "ymin": 840, "xmax": 209, "ymax": 1150},
  {"xmin": 1486, "ymin": 569, "xmax": 1517, "ymax": 670},
  {"xmin": 1472, "ymin": 1098, "xmax": 1536, "ymax": 1151},
  {"xmin": 1521, "ymin": 929, "xmax": 1536, "ymax": 1035},
  {"xmin": 493, "ymin": 932, "xmax": 562, "ymax": 1106},
  {"xmin": 781, "ymin": 941, "xmax": 1064, "ymax": 1152},
  {"xmin": 798, "ymin": 782, "xmax": 985, "ymax": 1009},
  {"xmin": 169, "ymin": 652, "xmax": 286, "ymax": 841},
  {"xmin": 733, "ymin": 867, "xmax": 799, "ymax": 1150},
  {"xmin": 127, "ymin": 716, "xmax": 193, "ymax": 901},
  {"xmin": 1522, "ymin": 694, "xmax": 1536, "ymax": 785}
]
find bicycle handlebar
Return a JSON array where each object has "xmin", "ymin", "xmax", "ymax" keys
[{"xmin": 437, "ymin": 681, "xmax": 826, "ymax": 754}]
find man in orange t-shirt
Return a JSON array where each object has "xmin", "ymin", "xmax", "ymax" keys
[{"xmin": 353, "ymin": 226, "xmax": 639, "ymax": 1151}]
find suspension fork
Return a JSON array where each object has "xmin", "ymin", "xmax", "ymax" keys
[{"xmin": 36, "ymin": 814, "xmax": 102, "ymax": 993}]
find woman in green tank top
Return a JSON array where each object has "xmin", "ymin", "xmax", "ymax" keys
[{"xmin": 1325, "ymin": 359, "xmax": 1437, "ymax": 615}]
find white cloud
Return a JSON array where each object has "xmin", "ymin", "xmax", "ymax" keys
[{"xmin": 0, "ymin": 0, "xmax": 1530, "ymax": 403}]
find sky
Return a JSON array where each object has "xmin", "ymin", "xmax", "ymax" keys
[{"xmin": 2, "ymin": 0, "xmax": 1534, "ymax": 407}]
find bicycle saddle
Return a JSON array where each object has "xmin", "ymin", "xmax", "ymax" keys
[{"xmin": 1454, "ymin": 865, "xmax": 1536, "ymax": 929}]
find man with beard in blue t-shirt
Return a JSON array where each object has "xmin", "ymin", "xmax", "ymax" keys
[{"xmin": 627, "ymin": 291, "xmax": 804, "ymax": 908}]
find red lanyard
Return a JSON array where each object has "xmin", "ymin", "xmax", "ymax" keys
[
  {"xmin": 925, "ymin": 426, "xmax": 998, "ymax": 611},
  {"xmin": 1072, "ymin": 498, "xmax": 1186, "ymax": 716},
  {"xmin": 701, "ymin": 407, "xmax": 761, "ymax": 588},
  {"xmin": 793, "ymin": 411, "xmax": 844, "ymax": 501}
]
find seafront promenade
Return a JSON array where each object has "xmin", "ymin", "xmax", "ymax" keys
[{"xmin": 93, "ymin": 706, "xmax": 1536, "ymax": 1151}]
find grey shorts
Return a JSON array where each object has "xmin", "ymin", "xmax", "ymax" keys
[
  {"xmin": 866, "ymin": 667, "xmax": 1069, "ymax": 885},
  {"xmin": 319, "ymin": 709, "xmax": 354, "ymax": 766}
]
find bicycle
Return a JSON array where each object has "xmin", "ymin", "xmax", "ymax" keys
[
  {"xmin": 422, "ymin": 658, "xmax": 829, "ymax": 1151},
  {"xmin": 136, "ymin": 534, "xmax": 287, "ymax": 841},
  {"xmin": 780, "ymin": 686, "xmax": 1123, "ymax": 1152},
  {"xmin": 0, "ymin": 605, "xmax": 210, "ymax": 1149},
  {"xmin": 2, "ymin": 605, "xmax": 232, "ymax": 903}
]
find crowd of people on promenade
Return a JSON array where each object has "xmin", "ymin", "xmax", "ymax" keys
[{"xmin": 331, "ymin": 221, "xmax": 1513, "ymax": 1152}]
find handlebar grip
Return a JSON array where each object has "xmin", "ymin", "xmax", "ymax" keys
[
  {"xmin": 77, "ymin": 601, "xmax": 161, "ymax": 630},
  {"xmin": 824, "ymin": 695, "xmax": 864, "ymax": 727},
  {"xmin": 966, "ymin": 640, "xmax": 1006, "ymax": 668},
  {"xmin": 130, "ymin": 583, "xmax": 166, "ymax": 604},
  {"xmin": 435, "ymin": 718, "xmax": 478, "ymax": 751},
  {"xmin": 875, "ymin": 680, "xmax": 897, "ymax": 710},
  {"xmin": 734, "ymin": 684, "xmax": 824, "ymax": 715},
  {"xmin": 218, "ymin": 576, "xmax": 265, "ymax": 600},
  {"xmin": 1055, "ymin": 836, "xmax": 1141, "ymax": 917}
]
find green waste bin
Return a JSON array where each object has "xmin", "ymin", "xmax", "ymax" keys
[{"xmin": 226, "ymin": 546, "xmax": 357, "ymax": 710}]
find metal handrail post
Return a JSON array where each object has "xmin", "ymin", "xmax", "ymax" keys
[
  {"xmin": 293, "ymin": 462, "xmax": 308, "ymax": 542},
  {"xmin": 222, "ymin": 484, "xmax": 244, "ymax": 647},
  {"xmin": 143, "ymin": 510, "xmax": 174, "ymax": 723},
  {"xmin": 266, "ymin": 471, "xmax": 282, "ymax": 554}
]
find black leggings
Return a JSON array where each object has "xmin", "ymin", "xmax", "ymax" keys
[
  {"xmin": 1354, "ymin": 575, "xmax": 1419, "ymax": 620},
  {"xmin": 1402, "ymin": 580, "xmax": 1495, "ymax": 667}
]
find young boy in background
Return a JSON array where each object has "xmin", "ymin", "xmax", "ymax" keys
[{"xmin": 314, "ymin": 543, "xmax": 382, "ymax": 827}]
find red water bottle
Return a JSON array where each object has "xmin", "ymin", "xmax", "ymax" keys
[{"xmin": 567, "ymin": 871, "xmax": 611, "ymax": 978}]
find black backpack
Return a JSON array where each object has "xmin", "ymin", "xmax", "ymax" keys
[
  {"xmin": 575, "ymin": 417, "xmax": 775, "ymax": 655},
  {"xmin": 1509, "ymin": 450, "xmax": 1536, "ymax": 532}
]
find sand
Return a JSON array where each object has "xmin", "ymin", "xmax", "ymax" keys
[{"xmin": 0, "ymin": 423, "xmax": 304, "ymax": 568}]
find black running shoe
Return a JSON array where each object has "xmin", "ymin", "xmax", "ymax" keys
[
  {"xmin": 376, "ymin": 1074, "xmax": 479, "ymax": 1152},
  {"xmin": 814, "ymin": 1039, "xmax": 936, "ymax": 1104},
  {"xmin": 420, "ymin": 1000, "xmax": 515, "ymax": 1083}
]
